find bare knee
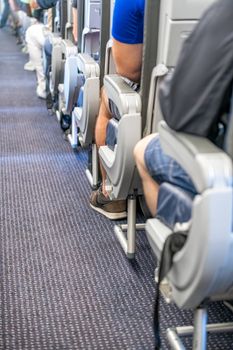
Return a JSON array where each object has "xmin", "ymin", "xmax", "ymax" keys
[
  {"xmin": 134, "ymin": 133, "xmax": 157, "ymax": 173},
  {"xmin": 134, "ymin": 138, "xmax": 146, "ymax": 172},
  {"xmin": 95, "ymin": 88, "xmax": 112, "ymax": 148}
]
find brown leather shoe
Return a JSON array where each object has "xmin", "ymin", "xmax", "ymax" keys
[{"xmin": 90, "ymin": 188, "xmax": 127, "ymax": 220}]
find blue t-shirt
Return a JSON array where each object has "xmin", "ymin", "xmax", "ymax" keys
[{"xmin": 112, "ymin": 0, "xmax": 145, "ymax": 44}]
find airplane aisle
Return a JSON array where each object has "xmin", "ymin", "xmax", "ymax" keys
[{"xmin": 0, "ymin": 28, "xmax": 233, "ymax": 350}]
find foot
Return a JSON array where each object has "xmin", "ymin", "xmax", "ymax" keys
[
  {"xmin": 24, "ymin": 61, "xmax": 35, "ymax": 71},
  {"xmin": 16, "ymin": 37, "xmax": 23, "ymax": 45},
  {"xmin": 21, "ymin": 46, "xmax": 28, "ymax": 54},
  {"xmin": 90, "ymin": 188, "xmax": 127, "ymax": 220},
  {"xmin": 63, "ymin": 127, "xmax": 71, "ymax": 142},
  {"xmin": 36, "ymin": 85, "xmax": 46, "ymax": 99},
  {"xmin": 46, "ymin": 92, "xmax": 53, "ymax": 110}
]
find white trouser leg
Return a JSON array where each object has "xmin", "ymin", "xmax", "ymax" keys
[{"xmin": 26, "ymin": 23, "xmax": 46, "ymax": 91}]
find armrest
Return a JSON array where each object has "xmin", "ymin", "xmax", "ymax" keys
[
  {"xmin": 61, "ymin": 39, "xmax": 77, "ymax": 57},
  {"xmin": 77, "ymin": 53, "xmax": 100, "ymax": 78},
  {"xmin": 104, "ymin": 39, "xmax": 116, "ymax": 75},
  {"xmin": 159, "ymin": 121, "xmax": 233, "ymax": 193},
  {"xmin": 51, "ymin": 35, "xmax": 62, "ymax": 46},
  {"xmin": 146, "ymin": 218, "xmax": 173, "ymax": 260},
  {"xmin": 104, "ymin": 74, "xmax": 141, "ymax": 116}
]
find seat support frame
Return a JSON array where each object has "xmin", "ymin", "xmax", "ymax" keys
[
  {"xmin": 114, "ymin": 195, "xmax": 145, "ymax": 259},
  {"xmin": 167, "ymin": 306, "xmax": 233, "ymax": 350},
  {"xmin": 85, "ymin": 143, "xmax": 99, "ymax": 189}
]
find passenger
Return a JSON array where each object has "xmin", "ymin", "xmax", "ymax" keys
[
  {"xmin": 25, "ymin": 8, "xmax": 48, "ymax": 99},
  {"xmin": 134, "ymin": 0, "xmax": 233, "ymax": 218},
  {"xmin": 8, "ymin": 0, "xmax": 37, "ymax": 49},
  {"xmin": 90, "ymin": 0, "xmax": 145, "ymax": 220},
  {"xmin": 7, "ymin": 0, "xmax": 22, "ymax": 44},
  {"xmin": 27, "ymin": 0, "xmax": 78, "ymax": 100}
]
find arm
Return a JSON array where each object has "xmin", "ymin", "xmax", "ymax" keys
[
  {"xmin": 111, "ymin": 0, "xmax": 144, "ymax": 83},
  {"xmin": 112, "ymin": 39, "xmax": 142, "ymax": 83},
  {"xmin": 72, "ymin": 6, "xmax": 78, "ymax": 43}
]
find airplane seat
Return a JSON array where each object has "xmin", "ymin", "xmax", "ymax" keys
[
  {"xmin": 81, "ymin": 0, "xmax": 101, "ymax": 55},
  {"xmin": 54, "ymin": 40, "xmax": 77, "ymax": 121},
  {"xmin": 50, "ymin": 38, "xmax": 77, "ymax": 101},
  {"xmin": 68, "ymin": 53, "xmax": 100, "ymax": 148},
  {"xmin": 99, "ymin": 74, "xmax": 142, "ymax": 200},
  {"xmin": 67, "ymin": 0, "xmax": 114, "ymax": 190},
  {"xmin": 63, "ymin": 0, "xmax": 101, "ymax": 147},
  {"xmin": 49, "ymin": 0, "xmax": 76, "ymax": 104},
  {"xmin": 98, "ymin": 0, "xmax": 215, "ymax": 258},
  {"xmin": 63, "ymin": 57, "xmax": 84, "ymax": 115},
  {"xmin": 146, "ymin": 115, "xmax": 233, "ymax": 347},
  {"xmin": 146, "ymin": 0, "xmax": 215, "ymax": 134}
]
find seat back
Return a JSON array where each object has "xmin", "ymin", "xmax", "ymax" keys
[
  {"xmin": 50, "ymin": 36, "xmax": 63, "ymax": 97},
  {"xmin": 157, "ymin": 0, "xmax": 214, "ymax": 67},
  {"xmin": 147, "ymin": 0, "xmax": 216, "ymax": 134},
  {"xmin": 65, "ymin": 0, "xmax": 74, "ymax": 40},
  {"xmin": 84, "ymin": 0, "xmax": 101, "ymax": 30},
  {"xmin": 100, "ymin": 0, "xmax": 215, "ymax": 198},
  {"xmin": 81, "ymin": 0, "xmax": 101, "ymax": 55},
  {"xmin": 74, "ymin": 0, "xmax": 115, "ymax": 147}
]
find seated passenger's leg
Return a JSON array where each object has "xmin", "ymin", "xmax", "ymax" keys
[
  {"xmin": 9, "ymin": 10, "xmax": 22, "ymax": 44},
  {"xmin": 134, "ymin": 134, "xmax": 197, "ymax": 217},
  {"xmin": 0, "ymin": 0, "xmax": 10, "ymax": 28},
  {"xmin": 90, "ymin": 88, "xmax": 127, "ymax": 220},
  {"xmin": 43, "ymin": 37, "xmax": 52, "ymax": 107},
  {"xmin": 26, "ymin": 23, "xmax": 46, "ymax": 99},
  {"xmin": 94, "ymin": 88, "xmax": 112, "ymax": 196},
  {"xmin": 134, "ymin": 134, "xmax": 160, "ymax": 217}
]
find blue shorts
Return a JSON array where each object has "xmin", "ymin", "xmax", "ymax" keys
[{"xmin": 144, "ymin": 135, "xmax": 197, "ymax": 196}]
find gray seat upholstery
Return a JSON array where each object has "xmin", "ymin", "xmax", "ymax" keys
[
  {"xmin": 69, "ymin": 53, "xmax": 100, "ymax": 148},
  {"xmin": 81, "ymin": 0, "xmax": 101, "ymax": 54},
  {"xmin": 99, "ymin": 74, "xmax": 142, "ymax": 199},
  {"xmin": 52, "ymin": 39, "xmax": 77, "ymax": 121}
]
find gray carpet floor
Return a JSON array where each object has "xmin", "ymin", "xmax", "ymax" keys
[{"xmin": 0, "ymin": 28, "xmax": 233, "ymax": 350}]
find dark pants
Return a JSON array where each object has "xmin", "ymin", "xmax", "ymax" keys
[
  {"xmin": 0, "ymin": 0, "xmax": 10, "ymax": 28},
  {"xmin": 43, "ymin": 37, "xmax": 52, "ymax": 95}
]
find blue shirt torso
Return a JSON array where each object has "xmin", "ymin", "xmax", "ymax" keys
[{"xmin": 112, "ymin": 0, "xmax": 145, "ymax": 44}]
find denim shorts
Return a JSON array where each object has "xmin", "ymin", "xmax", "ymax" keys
[{"xmin": 144, "ymin": 135, "xmax": 197, "ymax": 195}]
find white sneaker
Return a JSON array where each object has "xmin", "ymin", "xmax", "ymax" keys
[
  {"xmin": 21, "ymin": 46, "xmax": 28, "ymax": 54},
  {"xmin": 36, "ymin": 85, "xmax": 47, "ymax": 99},
  {"xmin": 24, "ymin": 61, "xmax": 35, "ymax": 71}
]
